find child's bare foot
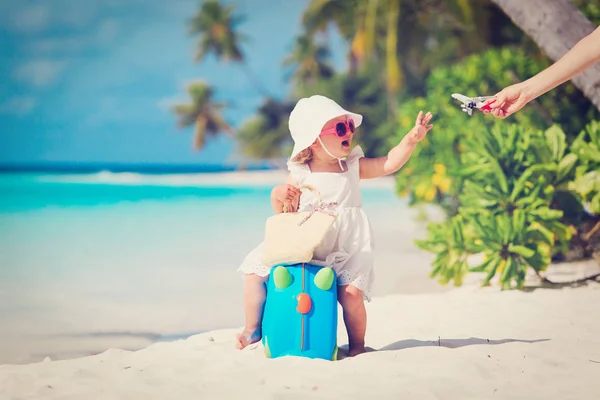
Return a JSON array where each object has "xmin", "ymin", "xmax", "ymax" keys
[
  {"xmin": 348, "ymin": 345, "xmax": 366, "ymax": 357},
  {"xmin": 347, "ymin": 345, "xmax": 377, "ymax": 357},
  {"xmin": 235, "ymin": 328, "xmax": 261, "ymax": 350}
]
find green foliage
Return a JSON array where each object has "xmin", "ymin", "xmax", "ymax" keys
[
  {"xmin": 171, "ymin": 81, "xmax": 231, "ymax": 150},
  {"xmin": 395, "ymin": 47, "xmax": 599, "ymax": 210},
  {"xmin": 188, "ymin": 0, "xmax": 246, "ymax": 62},
  {"xmin": 569, "ymin": 121, "xmax": 600, "ymax": 214},
  {"xmin": 415, "ymin": 216, "xmax": 478, "ymax": 287},
  {"xmin": 459, "ymin": 123, "xmax": 577, "ymax": 254},
  {"xmin": 418, "ymin": 211, "xmax": 554, "ymax": 290},
  {"xmin": 415, "ymin": 123, "xmax": 594, "ymax": 289},
  {"xmin": 424, "ymin": 46, "xmax": 599, "ymax": 135},
  {"xmin": 282, "ymin": 34, "xmax": 335, "ymax": 85},
  {"xmin": 235, "ymin": 99, "xmax": 295, "ymax": 159},
  {"xmin": 573, "ymin": 0, "xmax": 600, "ymax": 26}
]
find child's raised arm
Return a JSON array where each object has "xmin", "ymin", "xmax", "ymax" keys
[{"xmin": 359, "ymin": 111, "xmax": 433, "ymax": 179}]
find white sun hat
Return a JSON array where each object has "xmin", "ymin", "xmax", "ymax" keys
[{"xmin": 288, "ymin": 95, "xmax": 363, "ymax": 160}]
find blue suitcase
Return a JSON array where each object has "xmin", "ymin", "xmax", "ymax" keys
[{"xmin": 261, "ymin": 263, "xmax": 338, "ymax": 360}]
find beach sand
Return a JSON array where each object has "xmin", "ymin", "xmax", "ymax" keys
[
  {"xmin": 1, "ymin": 260, "xmax": 598, "ymax": 399},
  {"xmin": 1, "ymin": 170, "xmax": 599, "ymax": 399}
]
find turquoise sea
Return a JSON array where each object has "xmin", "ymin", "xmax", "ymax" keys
[{"xmin": 0, "ymin": 171, "xmax": 412, "ymax": 364}]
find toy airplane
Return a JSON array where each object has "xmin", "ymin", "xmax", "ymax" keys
[{"xmin": 451, "ymin": 93, "xmax": 495, "ymax": 116}]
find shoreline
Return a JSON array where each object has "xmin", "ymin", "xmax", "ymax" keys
[{"xmin": 25, "ymin": 169, "xmax": 398, "ymax": 189}]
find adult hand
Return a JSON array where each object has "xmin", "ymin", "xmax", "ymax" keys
[{"xmin": 483, "ymin": 83, "xmax": 533, "ymax": 119}]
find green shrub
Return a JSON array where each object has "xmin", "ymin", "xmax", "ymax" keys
[
  {"xmin": 414, "ymin": 123, "xmax": 598, "ymax": 289},
  {"xmin": 569, "ymin": 121, "xmax": 600, "ymax": 214},
  {"xmin": 394, "ymin": 47, "xmax": 599, "ymax": 212}
]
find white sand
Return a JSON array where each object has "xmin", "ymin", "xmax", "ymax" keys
[{"xmin": 1, "ymin": 261, "xmax": 598, "ymax": 399}]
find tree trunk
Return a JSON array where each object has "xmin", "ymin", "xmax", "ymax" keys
[
  {"xmin": 240, "ymin": 61, "xmax": 272, "ymax": 99},
  {"xmin": 491, "ymin": 0, "xmax": 600, "ymax": 111}
]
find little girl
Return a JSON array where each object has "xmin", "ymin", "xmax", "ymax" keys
[{"xmin": 236, "ymin": 95, "xmax": 433, "ymax": 357}]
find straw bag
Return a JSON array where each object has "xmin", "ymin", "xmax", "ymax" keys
[{"xmin": 261, "ymin": 184, "xmax": 338, "ymax": 267}]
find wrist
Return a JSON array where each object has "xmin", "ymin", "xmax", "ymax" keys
[
  {"xmin": 403, "ymin": 130, "xmax": 420, "ymax": 146},
  {"xmin": 520, "ymin": 78, "xmax": 544, "ymax": 101}
]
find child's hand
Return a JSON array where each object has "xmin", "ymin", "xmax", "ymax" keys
[
  {"xmin": 407, "ymin": 111, "xmax": 433, "ymax": 144},
  {"xmin": 272, "ymin": 184, "xmax": 301, "ymax": 204}
]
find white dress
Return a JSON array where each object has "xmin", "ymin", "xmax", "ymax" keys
[{"xmin": 236, "ymin": 146, "xmax": 375, "ymax": 301}]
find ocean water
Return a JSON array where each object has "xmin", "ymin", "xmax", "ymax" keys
[{"xmin": 0, "ymin": 172, "xmax": 430, "ymax": 364}]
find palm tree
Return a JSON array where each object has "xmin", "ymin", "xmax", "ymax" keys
[
  {"xmin": 172, "ymin": 81, "xmax": 233, "ymax": 150},
  {"xmin": 363, "ymin": 0, "xmax": 493, "ymax": 95},
  {"xmin": 302, "ymin": 0, "xmax": 363, "ymax": 73},
  {"xmin": 491, "ymin": 0, "xmax": 600, "ymax": 110},
  {"xmin": 384, "ymin": 0, "xmax": 402, "ymax": 111},
  {"xmin": 188, "ymin": 0, "xmax": 271, "ymax": 97},
  {"xmin": 282, "ymin": 34, "xmax": 335, "ymax": 86},
  {"xmin": 235, "ymin": 98, "xmax": 295, "ymax": 160},
  {"xmin": 301, "ymin": 0, "xmax": 515, "ymax": 97}
]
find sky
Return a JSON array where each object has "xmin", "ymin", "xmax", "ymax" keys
[{"xmin": 0, "ymin": 0, "xmax": 347, "ymax": 166}]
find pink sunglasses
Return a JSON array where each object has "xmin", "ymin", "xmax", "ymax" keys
[{"xmin": 321, "ymin": 119, "xmax": 355, "ymax": 138}]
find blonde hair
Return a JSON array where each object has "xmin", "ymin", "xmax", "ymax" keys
[{"xmin": 292, "ymin": 147, "xmax": 313, "ymax": 164}]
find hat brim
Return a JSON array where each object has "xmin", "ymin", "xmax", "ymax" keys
[{"xmin": 289, "ymin": 111, "xmax": 363, "ymax": 160}]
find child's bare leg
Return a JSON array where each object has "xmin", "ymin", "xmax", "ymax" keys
[
  {"xmin": 337, "ymin": 284, "xmax": 367, "ymax": 357},
  {"xmin": 235, "ymin": 273, "xmax": 268, "ymax": 349}
]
